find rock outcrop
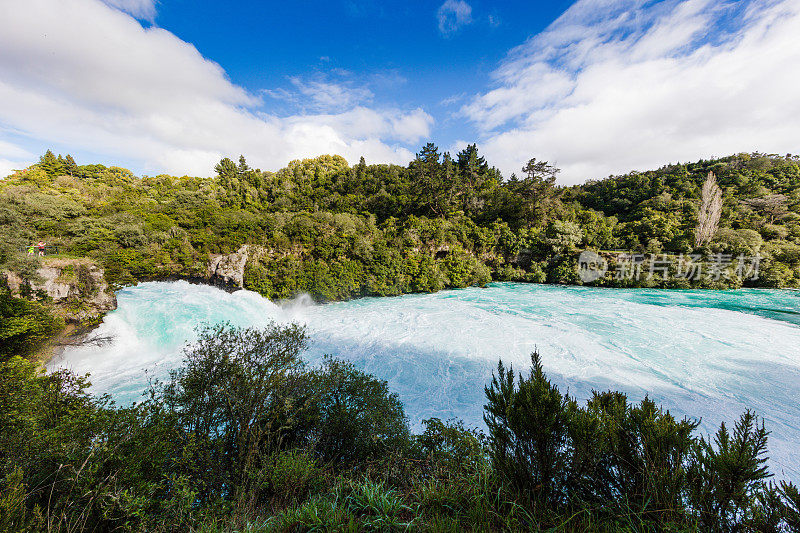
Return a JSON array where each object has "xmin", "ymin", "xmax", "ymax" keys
[
  {"xmin": 4, "ymin": 258, "xmax": 116, "ymax": 323},
  {"xmin": 207, "ymin": 245, "xmax": 249, "ymax": 290}
]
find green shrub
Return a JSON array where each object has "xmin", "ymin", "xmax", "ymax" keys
[
  {"xmin": 161, "ymin": 323, "xmax": 309, "ymax": 503},
  {"xmin": 0, "ymin": 291, "xmax": 63, "ymax": 361},
  {"xmin": 687, "ymin": 411, "xmax": 773, "ymax": 530},
  {"xmin": 308, "ymin": 357, "xmax": 410, "ymax": 467},
  {"xmin": 250, "ymin": 449, "xmax": 323, "ymax": 510},
  {"xmin": 484, "ymin": 352, "xmax": 577, "ymax": 516},
  {"xmin": 483, "ymin": 351, "xmax": 792, "ymax": 529},
  {"xmin": 0, "ymin": 468, "xmax": 28, "ymax": 532},
  {"xmin": 761, "ymin": 224, "xmax": 789, "ymax": 240},
  {"xmin": 415, "ymin": 418, "xmax": 485, "ymax": 480},
  {"xmin": 713, "ymin": 228, "xmax": 763, "ymax": 256},
  {"xmin": 780, "ymin": 482, "xmax": 800, "ymax": 530}
]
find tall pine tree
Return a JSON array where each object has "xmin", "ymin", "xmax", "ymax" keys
[{"xmin": 38, "ymin": 150, "xmax": 63, "ymax": 177}]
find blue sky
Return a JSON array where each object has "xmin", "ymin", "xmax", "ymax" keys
[
  {"xmin": 156, "ymin": 1, "xmax": 570, "ymax": 97},
  {"xmin": 153, "ymin": 0, "xmax": 556, "ymax": 146},
  {"xmin": 1, "ymin": 0, "xmax": 799, "ymax": 183}
]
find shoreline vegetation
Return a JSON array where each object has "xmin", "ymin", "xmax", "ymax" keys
[
  {"xmin": 2, "ymin": 323, "xmax": 799, "ymax": 531},
  {"xmin": 2, "ymin": 146, "xmax": 800, "ymax": 530}
]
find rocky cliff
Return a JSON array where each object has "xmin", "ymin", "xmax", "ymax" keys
[
  {"xmin": 5, "ymin": 258, "xmax": 117, "ymax": 323},
  {"xmin": 207, "ymin": 245, "xmax": 249, "ymax": 290}
]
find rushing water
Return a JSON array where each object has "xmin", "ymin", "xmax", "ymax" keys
[{"xmin": 50, "ymin": 281, "xmax": 800, "ymax": 481}]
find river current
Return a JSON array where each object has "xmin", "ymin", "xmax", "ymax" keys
[{"xmin": 50, "ymin": 281, "xmax": 800, "ymax": 480}]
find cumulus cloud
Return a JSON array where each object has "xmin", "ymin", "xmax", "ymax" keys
[
  {"xmin": 462, "ymin": 0, "xmax": 800, "ymax": 184},
  {"xmin": 0, "ymin": 158, "xmax": 30, "ymax": 179},
  {"xmin": 266, "ymin": 77, "xmax": 375, "ymax": 113},
  {"xmin": 0, "ymin": 139, "xmax": 35, "ymax": 178},
  {"xmin": 437, "ymin": 0, "xmax": 473, "ymax": 36},
  {"xmin": 102, "ymin": 0, "xmax": 156, "ymax": 20},
  {"xmin": 0, "ymin": 0, "xmax": 432, "ymax": 177}
]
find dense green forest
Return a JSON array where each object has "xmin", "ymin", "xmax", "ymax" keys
[
  {"xmin": 2, "ymin": 324, "xmax": 799, "ymax": 531},
  {"xmin": 2, "ymin": 148, "xmax": 800, "ymax": 530},
  {"xmin": 2, "ymin": 146, "xmax": 800, "ymax": 308}
]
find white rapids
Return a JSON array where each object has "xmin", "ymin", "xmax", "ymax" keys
[{"xmin": 50, "ymin": 281, "xmax": 800, "ymax": 481}]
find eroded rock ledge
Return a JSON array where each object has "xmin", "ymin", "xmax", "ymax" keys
[
  {"xmin": 5, "ymin": 258, "xmax": 117, "ymax": 323},
  {"xmin": 207, "ymin": 245, "xmax": 249, "ymax": 290}
]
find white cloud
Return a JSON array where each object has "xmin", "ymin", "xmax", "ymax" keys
[
  {"xmin": 437, "ymin": 0, "xmax": 473, "ymax": 36},
  {"xmin": 0, "ymin": 139, "xmax": 34, "ymax": 178},
  {"xmin": 462, "ymin": 0, "xmax": 800, "ymax": 183},
  {"xmin": 266, "ymin": 78, "xmax": 375, "ymax": 113},
  {"xmin": 0, "ymin": 0, "xmax": 432, "ymax": 177},
  {"xmin": 0, "ymin": 139, "xmax": 34, "ymax": 161},
  {"xmin": 0, "ymin": 159, "xmax": 27, "ymax": 179},
  {"xmin": 102, "ymin": 0, "xmax": 156, "ymax": 20}
]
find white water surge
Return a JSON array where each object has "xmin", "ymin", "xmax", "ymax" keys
[{"xmin": 50, "ymin": 281, "xmax": 800, "ymax": 481}]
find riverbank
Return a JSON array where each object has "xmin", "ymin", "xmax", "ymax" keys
[{"xmin": 2, "ymin": 257, "xmax": 116, "ymax": 363}]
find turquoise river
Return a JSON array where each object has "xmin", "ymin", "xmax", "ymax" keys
[{"xmin": 51, "ymin": 281, "xmax": 800, "ymax": 481}]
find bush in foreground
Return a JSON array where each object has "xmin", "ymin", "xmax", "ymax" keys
[{"xmin": 1, "ymin": 325, "xmax": 799, "ymax": 531}]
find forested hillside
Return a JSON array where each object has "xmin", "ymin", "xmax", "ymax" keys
[{"xmin": 3, "ymin": 147, "xmax": 799, "ymax": 297}]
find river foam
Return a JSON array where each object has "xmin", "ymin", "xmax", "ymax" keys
[{"xmin": 50, "ymin": 281, "xmax": 800, "ymax": 481}]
